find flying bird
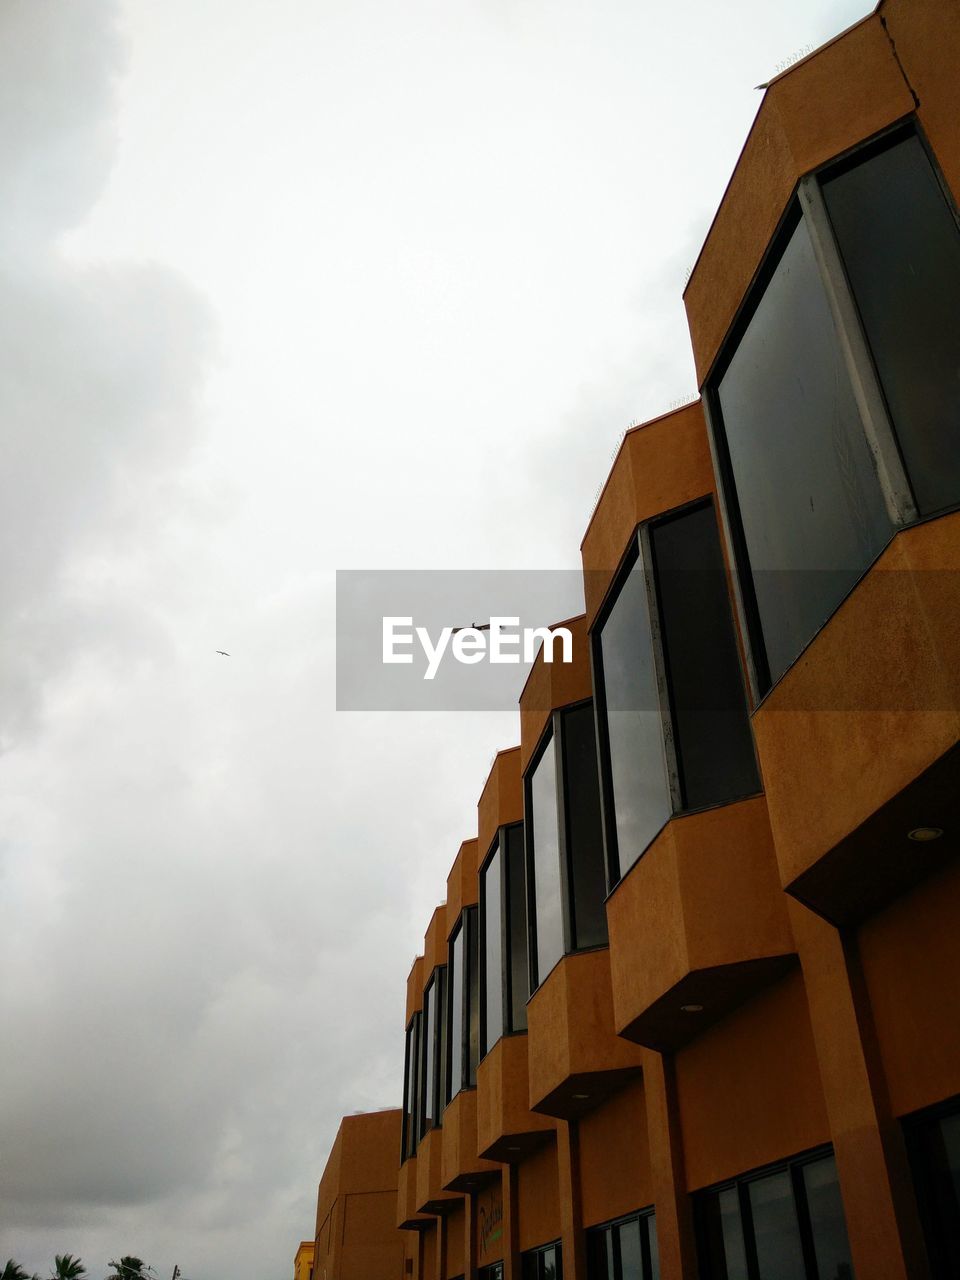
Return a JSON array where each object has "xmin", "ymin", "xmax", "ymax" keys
[
  {"xmin": 451, "ymin": 621, "xmax": 491, "ymax": 634},
  {"xmin": 216, "ymin": 650, "xmax": 231, "ymax": 656}
]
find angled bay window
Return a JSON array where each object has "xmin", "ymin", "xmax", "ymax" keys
[
  {"xmin": 525, "ymin": 700, "xmax": 607, "ymax": 992},
  {"xmin": 479, "ymin": 824, "xmax": 529, "ymax": 1057},
  {"xmin": 593, "ymin": 499, "xmax": 759, "ymax": 883},
  {"xmin": 446, "ymin": 906, "xmax": 480, "ymax": 1101},
  {"xmin": 587, "ymin": 1210, "xmax": 659, "ymax": 1280},
  {"xmin": 708, "ymin": 122, "xmax": 960, "ymax": 695},
  {"xmin": 419, "ymin": 967, "xmax": 447, "ymax": 1139},
  {"xmin": 401, "ymin": 1011, "xmax": 421, "ymax": 1161},
  {"xmin": 696, "ymin": 1149, "xmax": 854, "ymax": 1280}
]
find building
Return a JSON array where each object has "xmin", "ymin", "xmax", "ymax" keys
[
  {"xmin": 316, "ymin": 0, "xmax": 960, "ymax": 1276},
  {"xmin": 294, "ymin": 1241, "xmax": 315, "ymax": 1280},
  {"xmin": 313, "ymin": 1110, "xmax": 408, "ymax": 1280}
]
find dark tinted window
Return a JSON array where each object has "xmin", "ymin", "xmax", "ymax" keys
[
  {"xmin": 715, "ymin": 211, "xmax": 892, "ymax": 688},
  {"xmin": 505, "ymin": 823, "xmax": 529, "ymax": 1031},
  {"xmin": 594, "ymin": 544, "xmax": 672, "ymax": 879},
  {"xmin": 697, "ymin": 1151, "xmax": 854, "ymax": 1280},
  {"xmin": 527, "ymin": 731, "xmax": 564, "ymax": 985},
  {"xmin": 587, "ymin": 1212, "xmax": 659, "ymax": 1280},
  {"xmin": 420, "ymin": 971, "xmax": 444, "ymax": 1135},
  {"xmin": 448, "ymin": 922, "xmax": 464, "ymax": 1102},
  {"xmin": 481, "ymin": 842, "xmax": 504, "ymax": 1054},
  {"xmin": 803, "ymin": 1155, "xmax": 855, "ymax": 1280},
  {"xmin": 522, "ymin": 1242, "xmax": 562, "ymax": 1280},
  {"xmin": 466, "ymin": 905, "xmax": 479, "ymax": 1083},
  {"xmin": 650, "ymin": 503, "xmax": 758, "ymax": 809},
  {"xmin": 749, "ymin": 1170, "xmax": 804, "ymax": 1280},
  {"xmin": 401, "ymin": 1012, "xmax": 421, "ymax": 1160},
  {"xmin": 560, "ymin": 702, "xmax": 607, "ymax": 949},
  {"xmin": 906, "ymin": 1101, "xmax": 960, "ymax": 1277},
  {"xmin": 822, "ymin": 131, "xmax": 960, "ymax": 517}
]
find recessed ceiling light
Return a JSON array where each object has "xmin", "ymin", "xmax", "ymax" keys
[
  {"xmin": 908, "ymin": 826, "xmax": 944, "ymax": 842},
  {"xmin": 572, "ymin": 1092, "xmax": 591, "ymax": 1100},
  {"xmin": 681, "ymin": 1003, "xmax": 704, "ymax": 1013},
  {"xmin": 506, "ymin": 1145, "xmax": 522, "ymax": 1152}
]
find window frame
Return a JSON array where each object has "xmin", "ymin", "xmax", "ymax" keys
[
  {"xmin": 586, "ymin": 1207, "xmax": 658, "ymax": 1280},
  {"xmin": 524, "ymin": 699, "xmax": 608, "ymax": 994},
  {"xmin": 478, "ymin": 824, "xmax": 528, "ymax": 1060},
  {"xmin": 418, "ymin": 966, "xmax": 447, "ymax": 1140},
  {"xmin": 693, "ymin": 1145, "xmax": 849, "ymax": 1280},
  {"xmin": 400, "ymin": 1010, "xmax": 422, "ymax": 1162},
  {"xmin": 445, "ymin": 905, "xmax": 479, "ymax": 1103},
  {"xmin": 590, "ymin": 496, "xmax": 760, "ymax": 888},
  {"xmin": 521, "ymin": 1240, "xmax": 563, "ymax": 1280},
  {"xmin": 902, "ymin": 1093, "xmax": 960, "ymax": 1278},
  {"xmin": 704, "ymin": 116, "xmax": 960, "ymax": 706}
]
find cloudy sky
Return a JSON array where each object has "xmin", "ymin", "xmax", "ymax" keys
[{"xmin": 0, "ymin": 0, "xmax": 870, "ymax": 1276}]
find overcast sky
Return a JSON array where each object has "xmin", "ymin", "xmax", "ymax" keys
[{"xmin": 1, "ymin": 1, "xmax": 871, "ymax": 1276}]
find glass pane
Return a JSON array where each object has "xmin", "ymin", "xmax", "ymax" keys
[
  {"xmin": 505, "ymin": 823, "xmax": 529, "ymax": 1031},
  {"xmin": 543, "ymin": 1246, "xmax": 558, "ymax": 1280},
  {"xmin": 422, "ymin": 979, "xmax": 437, "ymax": 1128},
  {"xmin": 482, "ymin": 843, "xmax": 504, "ymax": 1052},
  {"xmin": 403, "ymin": 1013, "xmax": 421, "ymax": 1158},
  {"xmin": 466, "ymin": 906, "xmax": 480, "ymax": 1083},
  {"xmin": 528, "ymin": 733, "xmax": 565, "ymax": 984},
  {"xmin": 803, "ymin": 1155, "xmax": 854, "ymax": 1280},
  {"xmin": 586, "ymin": 1228, "xmax": 614, "ymax": 1280},
  {"xmin": 700, "ymin": 1188, "xmax": 748, "ymax": 1280},
  {"xmin": 596, "ymin": 545, "xmax": 672, "ymax": 878},
  {"xmin": 561, "ymin": 702, "xmax": 607, "ymax": 949},
  {"xmin": 449, "ymin": 926, "xmax": 464, "ymax": 1100},
  {"xmin": 822, "ymin": 132, "xmax": 960, "ymax": 517},
  {"xmin": 646, "ymin": 1215, "xmax": 660, "ymax": 1280},
  {"xmin": 436, "ymin": 967, "xmax": 447, "ymax": 1119},
  {"xmin": 651, "ymin": 504, "xmax": 758, "ymax": 809},
  {"xmin": 717, "ymin": 212, "xmax": 892, "ymax": 688},
  {"xmin": 749, "ymin": 1170, "xmax": 805, "ymax": 1280},
  {"xmin": 617, "ymin": 1218, "xmax": 643, "ymax": 1280}
]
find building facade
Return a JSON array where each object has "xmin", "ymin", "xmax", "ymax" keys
[{"xmin": 317, "ymin": 0, "xmax": 960, "ymax": 1277}]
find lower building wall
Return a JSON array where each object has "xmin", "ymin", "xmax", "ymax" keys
[
  {"xmin": 445, "ymin": 1205, "xmax": 465, "ymax": 1280},
  {"xmin": 475, "ymin": 1175, "xmax": 505, "ymax": 1270},
  {"xmin": 859, "ymin": 857, "xmax": 960, "ymax": 1118},
  {"xmin": 578, "ymin": 1078, "xmax": 652, "ymax": 1227},
  {"xmin": 675, "ymin": 966, "xmax": 830, "ymax": 1191},
  {"xmin": 516, "ymin": 1141, "xmax": 561, "ymax": 1251}
]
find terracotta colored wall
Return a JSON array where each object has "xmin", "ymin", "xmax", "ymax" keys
[
  {"xmin": 684, "ymin": 13, "xmax": 915, "ymax": 383},
  {"xmin": 883, "ymin": 0, "xmax": 960, "ymax": 205},
  {"xmin": 516, "ymin": 1141, "xmax": 561, "ymax": 1251},
  {"xmin": 478, "ymin": 747, "xmax": 523, "ymax": 861},
  {"xmin": 858, "ymin": 858, "xmax": 960, "ymax": 1118},
  {"xmin": 676, "ymin": 968, "xmax": 830, "ymax": 1191},
  {"xmin": 580, "ymin": 405, "xmax": 717, "ymax": 629},
  {"xmin": 578, "ymin": 1080, "xmax": 652, "ymax": 1227},
  {"xmin": 448, "ymin": 839, "xmax": 479, "ymax": 926},
  {"xmin": 475, "ymin": 1175, "xmax": 506, "ymax": 1268},
  {"xmin": 519, "ymin": 616, "xmax": 592, "ymax": 773},
  {"xmin": 422, "ymin": 1223, "xmax": 437, "ymax": 1280},
  {"xmin": 445, "ymin": 1204, "xmax": 466, "ymax": 1279}
]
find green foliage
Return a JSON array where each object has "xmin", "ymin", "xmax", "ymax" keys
[{"xmin": 52, "ymin": 1259, "xmax": 86, "ymax": 1280}]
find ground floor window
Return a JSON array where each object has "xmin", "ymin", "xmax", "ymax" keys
[
  {"xmin": 696, "ymin": 1148, "xmax": 853, "ymax": 1279},
  {"xmin": 587, "ymin": 1209, "xmax": 658, "ymax": 1280},
  {"xmin": 904, "ymin": 1096, "xmax": 960, "ymax": 1278},
  {"xmin": 521, "ymin": 1241, "xmax": 561, "ymax": 1280}
]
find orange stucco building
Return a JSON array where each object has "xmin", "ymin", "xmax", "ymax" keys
[{"xmin": 313, "ymin": 1, "xmax": 960, "ymax": 1277}]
